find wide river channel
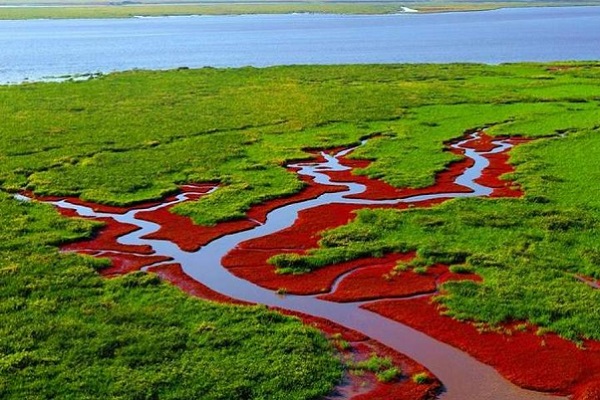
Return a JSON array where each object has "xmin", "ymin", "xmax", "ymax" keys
[{"xmin": 1, "ymin": 5, "xmax": 600, "ymax": 83}]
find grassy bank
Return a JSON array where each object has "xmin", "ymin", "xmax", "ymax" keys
[
  {"xmin": 0, "ymin": 1, "xmax": 596, "ymax": 20},
  {"xmin": 0, "ymin": 3, "xmax": 404, "ymax": 20}
]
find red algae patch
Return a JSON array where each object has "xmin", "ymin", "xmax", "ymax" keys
[
  {"xmin": 236, "ymin": 203, "xmax": 365, "ymax": 251},
  {"xmin": 97, "ymin": 253, "xmax": 171, "ymax": 276},
  {"xmin": 573, "ymin": 379, "xmax": 600, "ymax": 400},
  {"xmin": 137, "ymin": 207, "xmax": 258, "ymax": 252},
  {"xmin": 576, "ymin": 275, "xmax": 600, "ymax": 290},
  {"xmin": 225, "ymin": 249, "xmax": 396, "ymax": 296},
  {"xmin": 436, "ymin": 268, "xmax": 482, "ymax": 285},
  {"xmin": 137, "ymin": 176, "xmax": 344, "ymax": 252},
  {"xmin": 459, "ymin": 132, "xmax": 501, "ymax": 152},
  {"xmin": 363, "ymin": 297, "xmax": 600, "ymax": 395},
  {"xmin": 465, "ymin": 135, "xmax": 529, "ymax": 198},
  {"xmin": 62, "ymin": 217, "xmax": 153, "ymax": 255},
  {"xmin": 223, "ymin": 203, "xmax": 382, "ymax": 294},
  {"xmin": 320, "ymin": 262, "xmax": 481, "ymax": 303},
  {"xmin": 275, "ymin": 309, "xmax": 441, "ymax": 400},
  {"xmin": 149, "ymin": 263, "xmax": 251, "ymax": 305},
  {"xmin": 318, "ymin": 255, "xmax": 429, "ymax": 303},
  {"xmin": 476, "ymin": 147, "xmax": 526, "ymax": 198}
]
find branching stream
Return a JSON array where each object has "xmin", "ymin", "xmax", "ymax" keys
[{"xmin": 29, "ymin": 134, "xmax": 564, "ymax": 400}]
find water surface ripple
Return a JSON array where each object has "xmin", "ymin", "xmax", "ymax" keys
[{"xmin": 1, "ymin": 6, "xmax": 600, "ymax": 83}]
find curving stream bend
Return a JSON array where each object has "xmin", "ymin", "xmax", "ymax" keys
[{"xmin": 34, "ymin": 134, "xmax": 564, "ymax": 400}]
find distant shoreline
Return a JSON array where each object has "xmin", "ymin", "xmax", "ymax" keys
[{"xmin": 0, "ymin": 2, "xmax": 597, "ymax": 20}]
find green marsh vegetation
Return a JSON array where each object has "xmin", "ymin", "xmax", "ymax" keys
[
  {"xmin": 412, "ymin": 372, "xmax": 432, "ymax": 384},
  {"xmin": 0, "ymin": 192, "xmax": 342, "ymax": 398},
  {"xmin": 2, "ymin": 63, "xmax": 600, "ymax": 395},
  {"xmin": 0, "ymin": 3, "xmax": 406, "ymax": 20},
  {"xmin": 0, "ymin": 1, "xmax": 597, "ymax": 20},
  {"xmin": 349, "ymin": 354, "xmax": 400, "ymax": 382},
  {"xmin": 5, "ymin": 64, "xmax": 600, "ymax": 224}
]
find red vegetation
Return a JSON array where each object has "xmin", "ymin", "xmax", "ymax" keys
[
  {"xmin": 577, "ymin": 275, "xmax": 600, "ymax": 290},
  {"xmin": 331, "ymin": 156, "xmax": 474, "ymax": 201},
  {"xmin": 276, "ymin": 309, "xmax": 368, "ymax": 342},
  {"xmin": 62, "ymin": 217, "xmax": 153, "ymax": 255},
  {"xmin": 136, "ymin": 175, "xmax": 345, "ymax": 252},
  {"xmin": 437, "ymin": 268, "xmax": 483, "ymax": 285},
  {"xmin": 350, "ymin": 340, "xmax": 440, "ymax": 400},
  {"xmin": 363, "ymin": 297, "xmax": 600, "ymax": 395},
  {"xmin": 223, "ymin": 203, "xmax": 391, "ymax": 294},
  {"xmin": 97, "ymin": 253, "xmax": 171, "ymax": 276},
  {"xmin": 460, "ymin": 133, "xmax": 500, "ymax": 152},
  {"xmin": 320, "ymin": 262, "xmax": 481, "ymax": 303},
  {"xmin": 477, "ymin": 145, "xmax": 529, "ymax": 198},
  {"xmin": 465, "ymin": 135, "xmax": 529, "ymax": 198},
  {"xmin": 234, "ymin": 202, "xmax": 368, "ymax": 251},
  {"xmin": 275, "ymin": 309, "xmax": 441, "ymax": 400},
  {"xmin": 573, "ymin": 380, "xmax": 600, "ymax": 400},
  {"xmin": 477, "ymin": 151, "xmax": 523, "ymax": 197},
  {"xmin": 149, "ymin": 263, "xmax": 251, "ymax": 305},
  {"xmin": 137, "ymin": 207, "xmax": 257, "ymax": 252}
]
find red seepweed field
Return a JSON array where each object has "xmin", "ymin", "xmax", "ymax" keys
[{"xmin": 36, "ymin": 133, "xmax": 600, "ymax": 399}]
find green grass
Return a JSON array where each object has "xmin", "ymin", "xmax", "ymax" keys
[
  {"xmin": 4, "ymin": 64, "xmax": 600, "ymax": 225},
  {"xmin": 349, "ymin": 354, "xmax": 400, "ymax": 382},
  {"xmin": 0, "ymin": 3, "xmax": 406, "ymax": 20},
  {"xmin": 0, "ymin": 1, "xmax": 597, "ymax": 20},
  {"xmin": 412, "ymin": 372, "xmax": 432, "ymax": 384},
  {"xmin": 3, "ymin": 63, "xmax": 600, "ymax": 396},
  {"xmin": 0, "ymin": 192, "xmax": 342, "ymax": 399},
  {"xmin": 376, "ymin": 367, "xmax": 401, "ymax": 382},
  {"xmin": 449, "ymin": 264, "xmax": 474, "ymax": 274}
]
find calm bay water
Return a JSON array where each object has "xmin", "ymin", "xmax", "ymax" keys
[{"xmin": 0, "ymin": 6, "xmax": 599, "ymax": 83}]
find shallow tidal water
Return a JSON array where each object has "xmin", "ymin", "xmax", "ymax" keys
[{"xmin": 1, "ymin": 6, "xmax": 600, "ymax": 83}]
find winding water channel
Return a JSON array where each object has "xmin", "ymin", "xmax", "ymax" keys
[{"xmin": 41, "ymin": 134, "xmax": 563, "ymax": 399}]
